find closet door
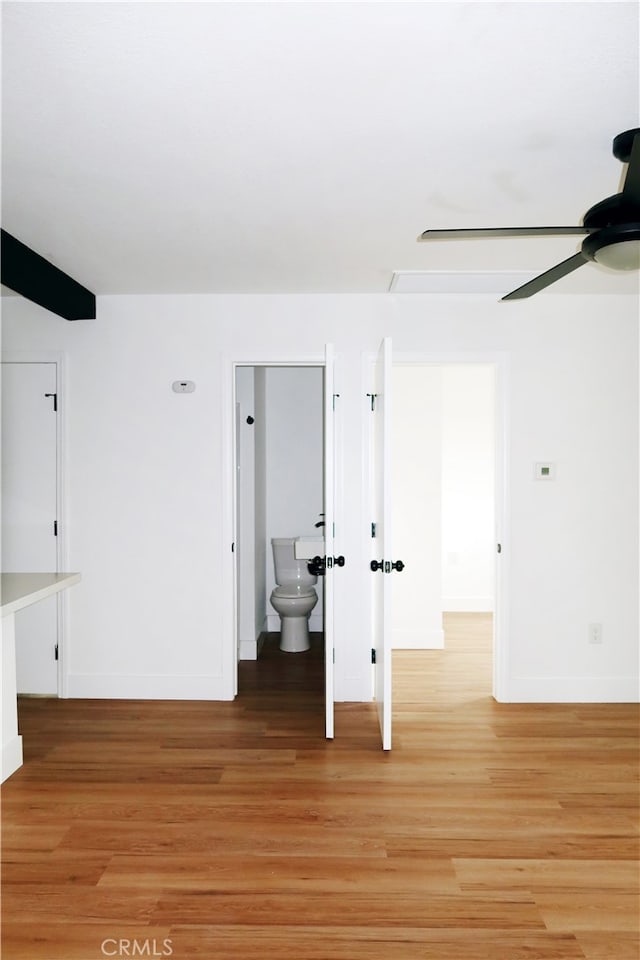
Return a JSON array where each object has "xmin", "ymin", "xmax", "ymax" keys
[{"xmin": 2, "ymin": 362, "xmax": 59, "ymax": 694}]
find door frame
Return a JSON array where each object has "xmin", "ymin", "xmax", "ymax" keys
[
  {"xmin": 221, "ymin": 351, "xmax": 332, "ymax": 702},
  {"xmin": 1, "ymin": 351, "xmax": 68, "ymax": 696},
  {"xmin": 365, "ymin": 350, "xmax": 510, "ymax": 703}
]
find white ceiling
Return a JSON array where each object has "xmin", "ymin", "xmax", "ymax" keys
[{"xmin": 2, "ymin": 1, "xmax": 639, "ymax": 296}]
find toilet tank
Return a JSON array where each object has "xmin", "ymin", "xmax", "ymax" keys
[{"xmin": 272, "ymin": 538, "xmax": 317, "ymax": 586}]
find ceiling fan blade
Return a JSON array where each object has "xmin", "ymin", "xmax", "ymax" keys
[
  {"xmin": 420, "ymin": 226, "xmax": 587, "ymax": 240},
  {"xmin": 501, "ymin": 252, "xmax": 587, "ymax": 300},
  {"xmin": 621, "ymin": 130, "xmax": 640, "ymax": 207}
]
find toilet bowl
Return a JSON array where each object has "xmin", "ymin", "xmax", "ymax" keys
[{"xmin": 270, "ymin": 538, "xmax": 318, "ymax": 653}]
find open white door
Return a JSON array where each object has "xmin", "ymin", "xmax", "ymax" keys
[
  {"xmin": 371, "ymin": 338, "xmax": 393, "ymax": 750},
  {"xmin": 323, "ymin": 344, "xmax": 336, "ymax": 739}
]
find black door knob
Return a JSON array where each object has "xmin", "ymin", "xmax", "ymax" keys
[
  {"xmin": 308, "ymin": 556, "xmax": 326, "ymax": 576},
  {"xmin": 370, "ymin": 559, "xmax": 384, "ymax": 572},
  {"xmin": 334, "ymin": 556, "xmax": 345, "ymax": 567},
  {"xmin": 391, "ymin": 560, "xmax": 405, "ymax": 572}
]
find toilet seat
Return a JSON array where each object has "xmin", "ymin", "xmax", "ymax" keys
[{"xmin": 272, "ymin": 584, "xmax": 316, "ymax": 599}]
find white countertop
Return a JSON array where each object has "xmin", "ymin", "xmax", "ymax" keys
[{"xmin": 1, "ymin": 572, "xmax": 81, "ymax": 617}]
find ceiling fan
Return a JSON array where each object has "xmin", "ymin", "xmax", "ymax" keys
[{"xmin": 419, "ymin": 128, "xmax": 640, "ymax": 300}]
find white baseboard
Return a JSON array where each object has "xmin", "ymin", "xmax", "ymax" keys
[
  {"xmin": 392, "ymin": 628, "xmax": 445, "ymax": 649},
  {"xmin": 239, "ymin": 639, "xmax": 258, "ymax": 661},
  {"xmin": 502, "ymin": 675, "xmax": 640, "ymax": 704},
  {"xmin": 2, "ymin": 735, "xmax": 23, "ymax": 783},
  {"xmin": 442, "ymin": 597, "xmax": 494, "ymax": 613},
  {"xmin": 239, "ymin": 632, "xmax": 266, "ymax": 661},
  {"xmin": 67, "ymin": 674, "xmax": 232, "ymax": 700}
]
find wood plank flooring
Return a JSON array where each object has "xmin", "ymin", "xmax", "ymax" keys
[{"xmin": 2, "ymin": 614, "xmax": 638, "ymax": 959}]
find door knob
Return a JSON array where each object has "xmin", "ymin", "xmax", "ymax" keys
[
  {"xmin": 371, "ymin": 559, "xmax": 404, "ymax": 572},
  {"xmin": 308, "ymin": 556, "xmax": 326, "ymax": 576},
  {"xmin": 333, "ymin": 556, "xmax": 345, "ymax": 567}
]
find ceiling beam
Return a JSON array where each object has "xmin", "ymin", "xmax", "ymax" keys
[{"xmin": 1, "ymin": 229, "xmax": 96, "ymax": 321}]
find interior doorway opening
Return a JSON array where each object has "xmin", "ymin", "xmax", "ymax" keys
[
  {"xmin": 391, "ymin": 361, "xmax": 502, "ymax": 697},
  {"xmin": 234, "ymin": 364, "xmax": 325, "ymax": 693}
]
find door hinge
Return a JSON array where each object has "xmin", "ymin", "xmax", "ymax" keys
[
  {"xmin": 53, "ymin": 520, "xmax": 58, "ymax": 537},
  {"xmin": 371, "ymin": 522, "xmax": 377, "ymax": 538},
  {"xmin": 54, "ymin": 644, "xmax": 59, "ymax": 661},
  {"xmin": 371, "ymin": 647, "xmax": 376, "ymax": 664},
  {"xmin": 497, "ymin": 543, "xmax": 502, "ymax": 554},
  {"xmin": 45, "ymin": 392, "xmax": 58, "ymax": 412},
  {"xmin": 332, "ymin": 393, "xmax": 340, "ymax": 410},
  {"xmin": 366, "ymin": 393, "xmax": 377, "ymax": 411},
  {"xmin": 231, "ymin": 542, "xmax": 235, "ymax": 552}
]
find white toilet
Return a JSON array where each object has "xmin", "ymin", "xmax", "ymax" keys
[{"xmin": 270, "ymin": 538, "xmax": 318, "ymax": 653}]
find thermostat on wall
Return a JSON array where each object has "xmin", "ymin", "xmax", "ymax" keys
[
  {"xmin": 172, "ymin": 380, "xmax": 195, "ymax": 394},
  {"xmin": 535, "ymin": 462, "xmax": 556, "ymax": 480}
]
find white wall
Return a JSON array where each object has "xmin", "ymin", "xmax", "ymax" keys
[
  {"xmin": 2, "ymin": 291, "xmax": 638, "ymax": 703},
  {"xmin": 441, "ymin": 364, "xmax": 495, "ymax": 612}
]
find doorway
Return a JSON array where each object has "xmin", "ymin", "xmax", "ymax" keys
[
  {"xmin": 390, "ymin": 359, "xmax": 507, "ymax": 699},
  {"xmin": 234, "ymin": 364, "xmax": 325, "ymax": 682}
]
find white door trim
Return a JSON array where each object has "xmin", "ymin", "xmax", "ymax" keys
[
  {"xmin": 222, "ymin": 352, "xmax": 330, "ymax": 701},
  {"xmin": 1, "ymin": 352, "xmax": 68, "ymax": 696}
]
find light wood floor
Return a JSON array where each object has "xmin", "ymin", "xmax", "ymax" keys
[{"xmin": 2, "ymin": 614, "xmax": 638, "ymax": 959}]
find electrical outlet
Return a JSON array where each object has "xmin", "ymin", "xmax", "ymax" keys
[{"xmin": 588, "ymin": 623, "xmax": 603, "ymax": 645}]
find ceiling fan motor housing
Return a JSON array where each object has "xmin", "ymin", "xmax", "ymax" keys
[
  {"xmin": 613, "ymin": 128, "xmax": 640, "ymax": 164},
  {"xmin": 580, "ymin": 130, "xmax": 640, "ymax": 267},
  {"xmin": 582, "ymin": 193, "xmax": 639, "ymax": 231}
]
